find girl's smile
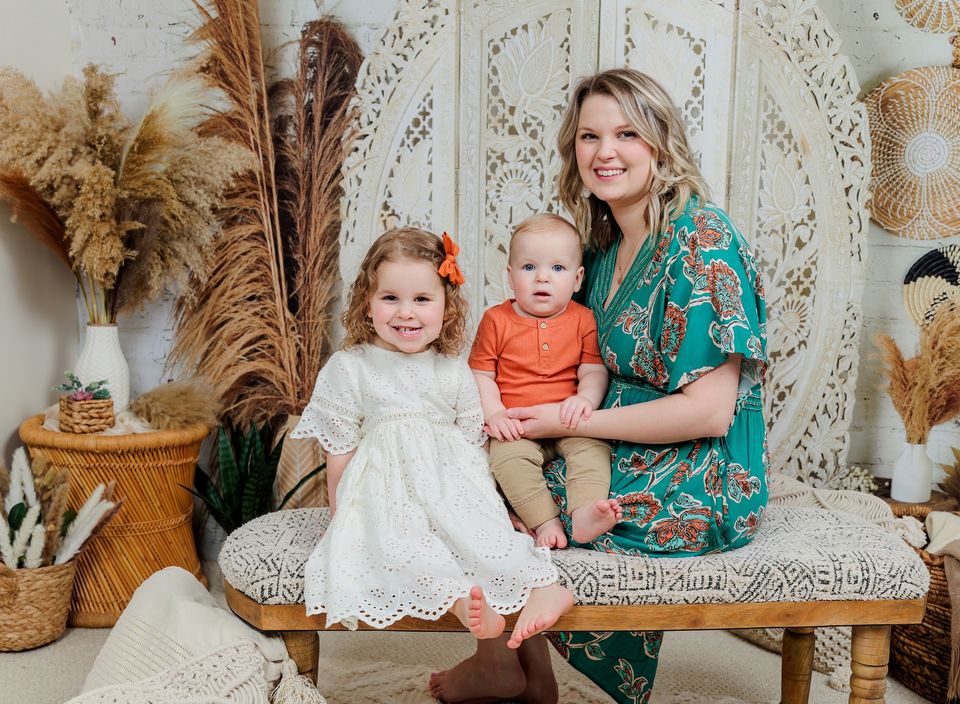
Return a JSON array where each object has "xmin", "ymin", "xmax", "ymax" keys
[{"xmin": 368, "ymin": 258, "xmax": 446, "ymax": 354}]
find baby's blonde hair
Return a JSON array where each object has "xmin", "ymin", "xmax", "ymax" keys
[
  {"xmin": 341, "ymin": 228, "xmax": 468, "ymax": 356},
  {"xmin": 556, "ymin": 68, "xmax": 710, "ymax": 251},
  {"xmin": 509, "ymin": 213, "xmax": 581, "ymax": 264}
]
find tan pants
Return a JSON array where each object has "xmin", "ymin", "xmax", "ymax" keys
[{"xmin": 488, "ymin": 436, "xmax": 612, "ymax": 530}]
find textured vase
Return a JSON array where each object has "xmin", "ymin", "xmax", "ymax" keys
[
  {"xmin": 74, "ymin": 323, "xmax": 130, "ymax": 413},
  {"xmin": 890, "ymin": 443, "xmax": 933, "ymax": 503}
]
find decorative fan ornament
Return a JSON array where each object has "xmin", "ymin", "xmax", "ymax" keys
[
  {"xmin": 865, "ymin": 42, "xmax": 960, "ymax": 239},
  {"xmin": 895, "ymin": 0, "xmax": 960, "ymax": 32},
  {"xmin": 902, "ymin": 244, "xmax": 960, "ymax": 324}
]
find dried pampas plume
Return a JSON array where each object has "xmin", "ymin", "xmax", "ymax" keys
[
  {"xmin": 129, "ymin": 377, "xmax": 221, "ymax": 429},
  {"xmin": 877, "ymin": 302, "xmax": 960, "ymax": 443}
]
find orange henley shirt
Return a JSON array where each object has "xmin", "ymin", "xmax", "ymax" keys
[{"xmin": 468, "ymin": 300, "xmax": 602, "ymax": 408}]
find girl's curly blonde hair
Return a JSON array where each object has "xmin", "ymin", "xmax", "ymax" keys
[
  {"xmin": 341, "ymin": 228, "xmax": 468, "ymax": 356},
  {"xmin": 557, "ymin": 68, "xmax": 710, "ymax": 251}
]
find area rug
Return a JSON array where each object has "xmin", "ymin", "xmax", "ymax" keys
[{"xmin": 314, "ymin": 631, "xmax": 759, "ymax": 704}]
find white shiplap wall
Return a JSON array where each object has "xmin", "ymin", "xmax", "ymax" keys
[{"xmin": 65, "ymin": 0, "xmax": 959, "ymax": 482}]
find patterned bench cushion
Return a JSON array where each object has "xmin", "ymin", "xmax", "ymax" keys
[{"xmin": 219, "ymin": 506, "xmax": 928, "ymax": 607}]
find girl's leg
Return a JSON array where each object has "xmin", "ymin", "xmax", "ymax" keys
[
  {"xmin": 452, "ymin": 586, "xmax": 506, "ymax": 639},
  {"xmin": 506, "ymin": 583, "xmax": 574, "ymax": 649},
  {"xmin": 427, "ymin": 635, "xmax": 526, "ymax": 703}
]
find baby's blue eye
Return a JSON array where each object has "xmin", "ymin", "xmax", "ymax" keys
[
  {"xmin": 552, "ymin": 264, "xmax": 565, "ymax": 272},
  {"xmin": 522, "ymin": 263, "xmax": 535, "ymax": 272}
]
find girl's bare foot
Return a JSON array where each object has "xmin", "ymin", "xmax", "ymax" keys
[
  {"xmin": 533, "ymin": 517, "xmax": 567, "ymax": 549},
  {"xmin": 427, "ymin": 635, "xmax": 525, "ymax": 702},
  {"xmin": 507, "ymin": 583, "xmax": 573, "ymax": 649},
  {"xmin": 571, "ymin": 498, "xmax": 622, "ymax": 544},
  {"xmin": 454, "ymin": 586, "xmax": 506, "ymax": 640}
]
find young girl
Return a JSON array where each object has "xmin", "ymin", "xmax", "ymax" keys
[{"xmin": 290, "ymin": 227, "xmax": 573, "ymax": 648}]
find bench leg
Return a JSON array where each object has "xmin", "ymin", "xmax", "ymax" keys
[
  {"xmin": 781, "ymin": 626, "xmax": 815, "ymax": 704},
  {"xmin": 848, "ymin": 625, "xmax": 890, "ymax": 704},
  {"xmin": 281, "ymin": 630, "xmax": 320, "ymax": 684}
]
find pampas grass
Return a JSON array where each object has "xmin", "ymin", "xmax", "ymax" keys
[
  {"xmin": 129, "ymin": 377, "xmax": 221, "ymax": 430},
  {"xmin": 171, "ymin": 7, "xmax": 361, "ymax": 428},
  {"xmin": 0, "ymin": 63, "xmax": 251, "ymax": 323},
  {"xmin": 877, "ymin": 302, "xmax": 960, "ymax": 444}
]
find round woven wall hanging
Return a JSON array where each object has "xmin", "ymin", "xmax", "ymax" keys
[
  {"xmin": 903, "ymin": 244, "xmax": 960, "ymax": 324},
  {"xmin": 866, "ymin": 58, "xmax": 960, "ymax": 239},
  {"xmin": 895, "ymin": 0, "xmax": 960, "ymax": 32}
]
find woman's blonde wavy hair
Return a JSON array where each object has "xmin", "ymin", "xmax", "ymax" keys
[
  {"xmin": 557, "ymin": 68, "xmax": 710, "ymax": 251},
  {"xmin": 341, "ymin": 227, "xmax": 468, "ymax": 356}
]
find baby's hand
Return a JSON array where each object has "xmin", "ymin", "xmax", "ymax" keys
[
  {"xmin": 559, "ymin": 394, "xmax": 595, "ymax": 430},
  {"xmin": 485, "ymin": 409, "xmax": 525, "ymax": 441}
]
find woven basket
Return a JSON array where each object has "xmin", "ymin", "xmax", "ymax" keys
[
  {"xmin": 887, "ymin": 497, "xmax": 956, "ymax": 702},
  {"xmin": 0, "ymin": 561, "xmax": 77, "ymax": 651},
  {"xmin": 18, "ymin": 415, "xmax": 210, "ymax": 627},
  {"xmin": 59, "ymin": 396, "xmax": 115, "ymax": 433}
]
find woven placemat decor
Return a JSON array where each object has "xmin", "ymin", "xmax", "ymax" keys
[
  {"xmin": 865, "ymin": 39, "xmax": 960, "ymax": 239},
  {"xmin": 895, "ymin": 0, "xmax": 960, "ymax": 32},
  {"xmin": 902, "ymin": 243, "xmax": 960, "ymax": 324}
]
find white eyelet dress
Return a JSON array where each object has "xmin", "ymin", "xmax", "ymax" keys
[{"xmin": 290, "ymin": 344, "xmax": 558, "ymax": 629}]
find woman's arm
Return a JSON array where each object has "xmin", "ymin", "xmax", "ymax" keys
[{"xmin": 508, "ymin": 354, "xmax": 742, "ymax": 444}]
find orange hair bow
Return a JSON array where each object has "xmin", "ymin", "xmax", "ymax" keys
[{"xmin": 438, "ymin": 232, "xmax": 465, "ymax": 286}]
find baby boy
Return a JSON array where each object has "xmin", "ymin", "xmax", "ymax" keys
[{"xmin": 469, "ymin": 213, "xmax": 621, "ymax": 548}]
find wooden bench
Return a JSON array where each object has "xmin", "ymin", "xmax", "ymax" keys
[{"xmin": 219, "ymin": 506, "xmax": 928, "ymax": 704}]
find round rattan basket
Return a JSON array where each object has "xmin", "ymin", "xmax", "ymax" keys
[
  {"xmin": 895, "ymin": 0, "xmax": 960, "ymax": 33},
  {"xmin": 865, "ymin": 60, "xmax": 960, "ymax": 239},
  {"xmin": 902, "ymin": 244, "xmax": 960, "ymax": 325},
  {"xmin": 886, "ymin": 494, "xmax": 957, "ymax": 702},
  {"xmin": 18, "ymin": 415, "xmax": 210, "ymax": 627},
  {"xmin": 0, "ymin": 561, "xmax": 77, "ymax": 651}
]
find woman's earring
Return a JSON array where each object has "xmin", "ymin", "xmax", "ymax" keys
[{"xmin": 580, "ymin": 186, "xmax": 591, "ymax": 199}]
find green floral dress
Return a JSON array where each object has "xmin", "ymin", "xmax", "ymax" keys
[{"xmin": 544, "ymin": 200, "xmax": 769, "ymax": 703}]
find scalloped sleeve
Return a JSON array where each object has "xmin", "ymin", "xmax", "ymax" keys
[
  {"xmin": 290, "ymin": 351, "xmax": 364, "ymax": 455},
  {"xmin": 662, "ymin": 207, "xmax": 768, "ymax": 394},
  {"xmin": 453, "ymin": 357, "xmax": 487, "ymax": 447}
]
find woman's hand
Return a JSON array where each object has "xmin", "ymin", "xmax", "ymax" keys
[
  {"xmin": 506, "ymin": 403, "xmax": 565, "ymax": 439},
  {"xmin": 507, "ymin": 509, "xmax": 535, "ymax": 538}
]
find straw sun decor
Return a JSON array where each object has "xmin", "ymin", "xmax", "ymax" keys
[
  {"xmin": 865, "ymin": 37, "xmax": 960, "ymax": 239},
  {"xmin": 169, "ymin": 1, "xmax": 363, "ymax": 430},
  {"xmin": 876, "ymin": 302, "xmax": 960, "ymax": 445},
  {"xmin": 895, "ymin": 0, "xmax": 960, "ymax": 33}
]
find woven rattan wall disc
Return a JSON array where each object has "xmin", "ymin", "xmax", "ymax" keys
[
  {"xmin": 903, "ymin": 244, "xmax": 960, "ymax": 324},
  {"xmin": 866, "ymin": 66, "xmax": 960, "ymax": 239},
  {"xmin": 894, "ymin": 0, "xmax": 960, "ymax": 32}
]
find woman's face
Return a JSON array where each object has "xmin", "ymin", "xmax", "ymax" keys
[{"xmin": 575, "ymin": 93, "xmax": 655, "ymax": 213}]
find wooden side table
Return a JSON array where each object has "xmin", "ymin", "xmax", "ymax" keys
[{"xmin": 19, "ymin": 415, "xmax": 210, "ymax": 627}]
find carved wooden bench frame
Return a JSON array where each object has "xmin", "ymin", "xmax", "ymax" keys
[{"xmin": 224, "ymin": 582, "xmax": 925, "ymax": 704}]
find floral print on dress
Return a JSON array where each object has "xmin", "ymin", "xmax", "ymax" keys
[{"xmin": 542, "ymin": 200, "xmax": 768, "ymax": 704}]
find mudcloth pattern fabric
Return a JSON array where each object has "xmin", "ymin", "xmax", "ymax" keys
[{"xmin": 544, "ymin": 200, "xmax": 769, "ymax": 703}]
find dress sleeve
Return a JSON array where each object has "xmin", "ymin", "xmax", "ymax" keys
[
  {"xmin": 453, "ymin": 357, "xmax": 488, "ymax": 447},
  {"xmin": 661, "ymin": 207, "xmax": 767, "ymax": 394},
  {"xmin": 290, "ymin": 351, "xmax": 363, "ymax": 455}
]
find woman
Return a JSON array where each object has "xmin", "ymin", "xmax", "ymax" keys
[{"xmin": 429, "ymin": 68, "xmax": 768, "ymax": 704}]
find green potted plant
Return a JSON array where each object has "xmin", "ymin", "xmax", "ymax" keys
[{"xmin": 185, "ymin": 425, "xmax": 324, "ymax": 535}]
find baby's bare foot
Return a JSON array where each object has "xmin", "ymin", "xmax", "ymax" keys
[
  {"xmin": 571, "ymin": 499, "xmax": 622, "ymax": 544},
  {"xmin": 466, "ymin": 586, "xmax": 506, "ymax": 639},
  {"xmin": 507, "ymin": 583, "xmax": 573, "ymax": 649},
  {"xmin": 533, "ymin": 517, "xmax": 567, "ymax": 549}
]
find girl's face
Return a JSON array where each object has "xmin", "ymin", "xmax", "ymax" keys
[
  {"xmin": 368, "ymin": 258, "xmax": 446, "ymax": 354},
  {"xmin": 575, "ymin": 93, "xmax": 655, "ymax": 213}
]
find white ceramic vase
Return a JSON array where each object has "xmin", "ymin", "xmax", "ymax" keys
[
  {"xmin": 889, "ymin": 442, "xmax": 933, "ymax": 503},
  {"xmin": 74, "ymin": 323, "xmax": 130, "ymax": 413}
]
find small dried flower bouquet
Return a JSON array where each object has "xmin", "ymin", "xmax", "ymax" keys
[
  {"xmin": 54, "ymin": 371, "xmax": 114, "ymax": 434},
  {"xmin": 0, "ymin": 447, "xmax": 121, "ymax": 650}
]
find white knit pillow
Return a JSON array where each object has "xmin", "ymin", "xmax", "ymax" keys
[
  {"xmin": 80, "ymin": 567, "xmax": 288, "ymax": 693},
  {"xmin": 66, "ymin": 640, "xmax": 269, "ymax": 704}
]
